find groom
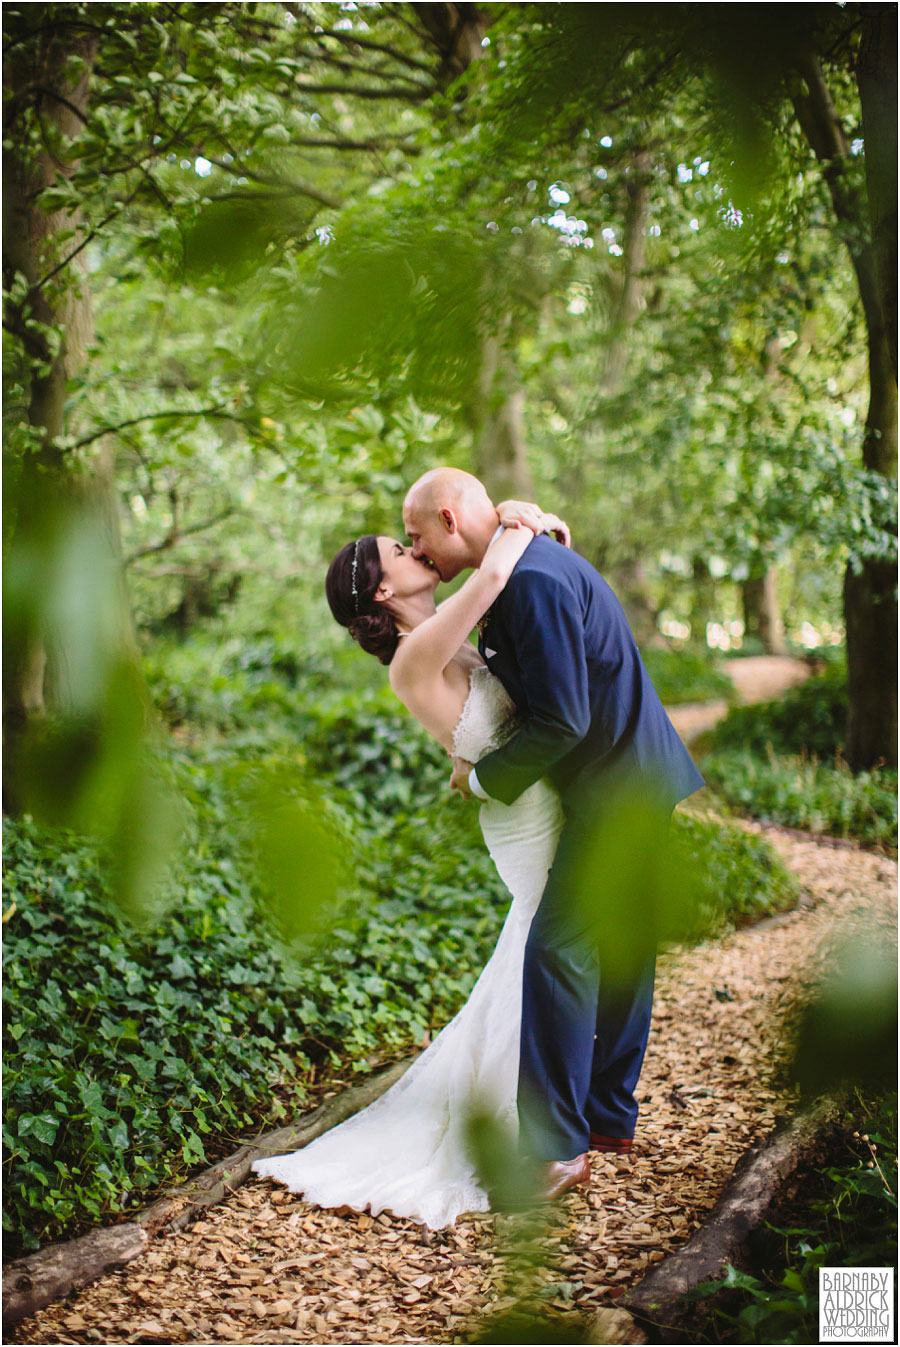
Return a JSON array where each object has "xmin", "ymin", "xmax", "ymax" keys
[{"xmin": 403, "ymin": 468, "xmax": 704, "ymax": 1200}]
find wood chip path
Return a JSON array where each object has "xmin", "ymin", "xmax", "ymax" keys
[
  {"xmin": 15, "ymin": 824, "xmax": 896, "ymax": 1347},
  {"xmin": 666, "ymin": 654, "xmax": 811, "ymax": 745}
]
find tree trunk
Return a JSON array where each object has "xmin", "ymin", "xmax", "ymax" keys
[
  {"xmin": 689, "ymin": 555, "xmax": 718, "ymax": 649},
  {"xmin": 742, "ymin": 566, "xmax": 787, "ymax": 656},
  {"xmin": 600, "ymin": 147, "xmax": 651, "ymax": 394},
  {"xmin": 600, "ymin": 147, "xmax": 657, "ymax": 636},
  {"xmin": 612, "ymin": 556, "xmax": 662, "ymax": 649},
  {"xmin": 470, "ymin": 329, "xmax": 535, "ymax": 499},
  {"xmin": 844, "ymin": 558, "xmax": 898, "ymax": 767},
  {"xmin": 3, "ymin": 22, "xmax": 96, "ymax": 768},
  {"xmin": 412, "ymin": 2, "xmax": 489, "ymax": 85},
  {"xmin": 856, "ymin": 3, "xmax": 898, "ymax": 380},
  {"xmin": 792, "ymin": 50, "xmax": 898, "ymax": 769}
]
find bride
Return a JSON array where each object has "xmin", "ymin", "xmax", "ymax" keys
[{"xmin": 251, "ymin": 504, "xmax": 569, "ymax": 1229}]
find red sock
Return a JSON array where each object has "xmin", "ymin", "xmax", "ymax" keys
[{"xmin": 589, "ymin": 1132, "xmax": 633, "ymax": 1153}]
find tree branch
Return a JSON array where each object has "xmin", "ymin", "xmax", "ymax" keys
[
  {"xmin": 66, "ymin": 405, "xmax": 287, "ymax": 457},
  {"xmin": 310, "ymin": 26, "xmax": 436, "ymax": 75},
  {"xmin": 28, "ymin": 163, "xmax": 162, "ymax": 295},
  {"xmin": 124, "ymin": 507, "xmax": 237, "ymax": 565},
  {"xmin": 35, "ymin": 86, "xmax": 93, "ymax": 127},
  {"xmin": 382, "ymin": 4, "xmax": 435, "ymax": 49},
  {"xmin": 66, "ymin": 405, "xmax": 292, "ymax": 459},
  {"xmin": 287, "ymin": 132, "xmax": 417, "ymax": 150},
  {"xmin": 200, "ymin": 155, "xmax": 342, "ymax": 210},
  {"xmin": 299, "ymin": 43, "xmax": 430, "ymax": 90},
  {"xmin": 292, "ymin": 81, "xmax": 431, "ymax": 101},
  {"xmin": 64, "ymin": 406, "xmax": 233, "ymax": 451}
]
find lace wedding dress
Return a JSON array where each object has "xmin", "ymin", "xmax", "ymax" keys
[{"xmin": 251, "ymin": 666, "xmax": 564, "ymax": 1228}]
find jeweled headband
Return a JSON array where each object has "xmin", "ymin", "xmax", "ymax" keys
[{"xmin": 351, "ymin": 539, "xmax": 360, "ymax": 615}]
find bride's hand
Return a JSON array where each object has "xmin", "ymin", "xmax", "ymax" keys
[{"xmin": 495, "ymin": 499, "xmax": 571, "ymax": 548}]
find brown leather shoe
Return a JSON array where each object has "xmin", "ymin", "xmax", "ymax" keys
[
  {"xmin": 589, "ymin": 1132, "xmax": 633, "ymax": 1155},
  {"xmin": 536, "ymin": 1152, "xmax": 591, "ymax": 1202}
]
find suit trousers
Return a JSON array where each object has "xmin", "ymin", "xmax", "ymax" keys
[{"xmin": 517, "ymin": 789, "xmax": 667, "ymax": 1161}]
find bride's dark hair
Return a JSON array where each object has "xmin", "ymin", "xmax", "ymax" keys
[{"xmin": 325, "ymin": 535, "xmax": 400, "ymax": 666}]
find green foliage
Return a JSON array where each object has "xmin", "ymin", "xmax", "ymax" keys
[
  {"xmin": 703, "ymin": 749, "xmax": 898, "ymax": 845},
  {"xmin": 683, "ymin": 1094, "xmax": 897, "ymax": 1344},
  {"xmin": 672, "ymin": 812, "xmax": 799, "ymax": 937},
  {"xmin": 702, "ymin": 662, "xmax": 898, "ymax": 845},
  {"xmin": 7, "ymin": 0, "xmax": 882, "ymax": 770},
  {"xmin": 640, "ymin": 646, "xmax": 734, "ymax": 705},
  {"xmin": 710, "ymin": 665, "xmax": 849, "ymax": 757},
  {"xmin": 4, "ymin": 813, "xmax": 306, "ymax": 1255},
  {"xmin": 3, "ymin": 478, "xmax": 182, "ymax": 915},
  {"xmin": 477, "ymin": 0, "xmax": 895, "ymax": 620}
]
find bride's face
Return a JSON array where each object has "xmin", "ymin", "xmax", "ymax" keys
[{"xmin": 375, "ymin": 536, "xmax": 440, "ymax": 599}]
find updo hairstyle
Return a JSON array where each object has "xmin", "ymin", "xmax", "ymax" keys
[{"xmin": 325, "ymin": 535, "xmax": 400, "ymax": 666}]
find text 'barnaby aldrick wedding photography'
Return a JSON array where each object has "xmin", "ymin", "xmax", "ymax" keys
[{"xmin": 819, "ymin": 1267, "xmax": 895, "ymax": 1343}]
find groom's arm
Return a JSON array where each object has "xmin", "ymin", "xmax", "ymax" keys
[{"xmin": 473, "ymin": 570, "xmax": 593, "ymax": 806}]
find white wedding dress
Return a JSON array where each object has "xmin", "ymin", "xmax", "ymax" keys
[{"xmin": 251, "ymin": 666, "xmax": 564, "ymax": 1228}]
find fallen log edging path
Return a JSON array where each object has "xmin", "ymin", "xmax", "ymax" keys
[
  {"xmin": 10, "ymin": 824, "xmax": 897, "ymax": 1346},
  {"xmin": 624, "ymin": 1091, "xmax": 845, "ymax": 1329},
  {"xmin": 3, "ymin": 1060, "xmax": 414, "ymax": 1328}
]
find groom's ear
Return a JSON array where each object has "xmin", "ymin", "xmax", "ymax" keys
[{"xmin": 438, "ymin": 507, "xmax": 458, "ymax": 534}]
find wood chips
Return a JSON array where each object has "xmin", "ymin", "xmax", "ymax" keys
[{"xmin": 13, "ymin": 822, "xmax": 897, "ymax": 1346}]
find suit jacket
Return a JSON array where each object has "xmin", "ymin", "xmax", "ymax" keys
[{"xmin": 475, "ymin": 533, "xmax": 704, "ymax": 815}]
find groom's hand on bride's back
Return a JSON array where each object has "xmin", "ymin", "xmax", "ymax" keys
[
  {"xmin": 450, "ymin": 755, "xmax": 476, "ymax": 799},
  {"xmin": 537, "ymin": 511, "xmax": 571, "ymax": 547}
]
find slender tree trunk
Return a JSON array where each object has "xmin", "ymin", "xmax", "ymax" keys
[
  {"xmin": 470, "ymin": 329, "xmax": 534, "ymax": 499},
  {"xmin": 600, "ymin": 147, "xmax": 651, "ymax": 394},
  {"xmin": 843, "ymin": 559, "xmax": 897, "ymax": 767},
  {"xmin": 742, "ymin": 566, "xmax": 787, "ymax": 656},
  {"xmin": 689, "ymin": 555, "xmax": 718, "ymax": 649},
  {"xmin": 597, "ymin": 147, "xmax": 657, "ymax": 638},
  {"xmin": 792, "ymin": 49, "xmax": 898, "ymax": 769},
  {"xmin": 614, "ymin": 556, "xmax": 662, "ymax": 648},
  {"xmin": 740, "ymin": 338, "xmax": 788, "ymax": 657}
]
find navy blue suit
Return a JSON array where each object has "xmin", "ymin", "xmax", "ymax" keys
[{"xmin": 475, "ymin": 534, "xmax": 703, "ymax": 1159}]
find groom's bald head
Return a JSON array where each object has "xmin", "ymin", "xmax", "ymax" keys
[
  {"xmin": 403, "ymin": 468, "xmax": 498, "ymax": 580},
  {"xmin": 405, "ymin": 468, "xmax": 492, "ymax": 517}
]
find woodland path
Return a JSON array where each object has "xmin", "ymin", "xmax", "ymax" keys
[
  {"xmin": 666, "ymin": 653, "xmax": 812, "ymax": 745},
  {"xmin": 18, "ymin": 655, "xmax": 895, "ymax": 1347}
]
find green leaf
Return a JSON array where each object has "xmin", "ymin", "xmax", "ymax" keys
[{"xmin": 18, "ymin": 1113, "xmax": 60, "ymax": 1145}]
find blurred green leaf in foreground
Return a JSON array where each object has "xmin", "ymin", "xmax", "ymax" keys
[
  {"xmin": 4, "ymin": 476, "xmax": 181, "ymax": 920},
  {"xmin": 792, "ymin": 934, "xmax": 898, "ymax": 1098}
]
